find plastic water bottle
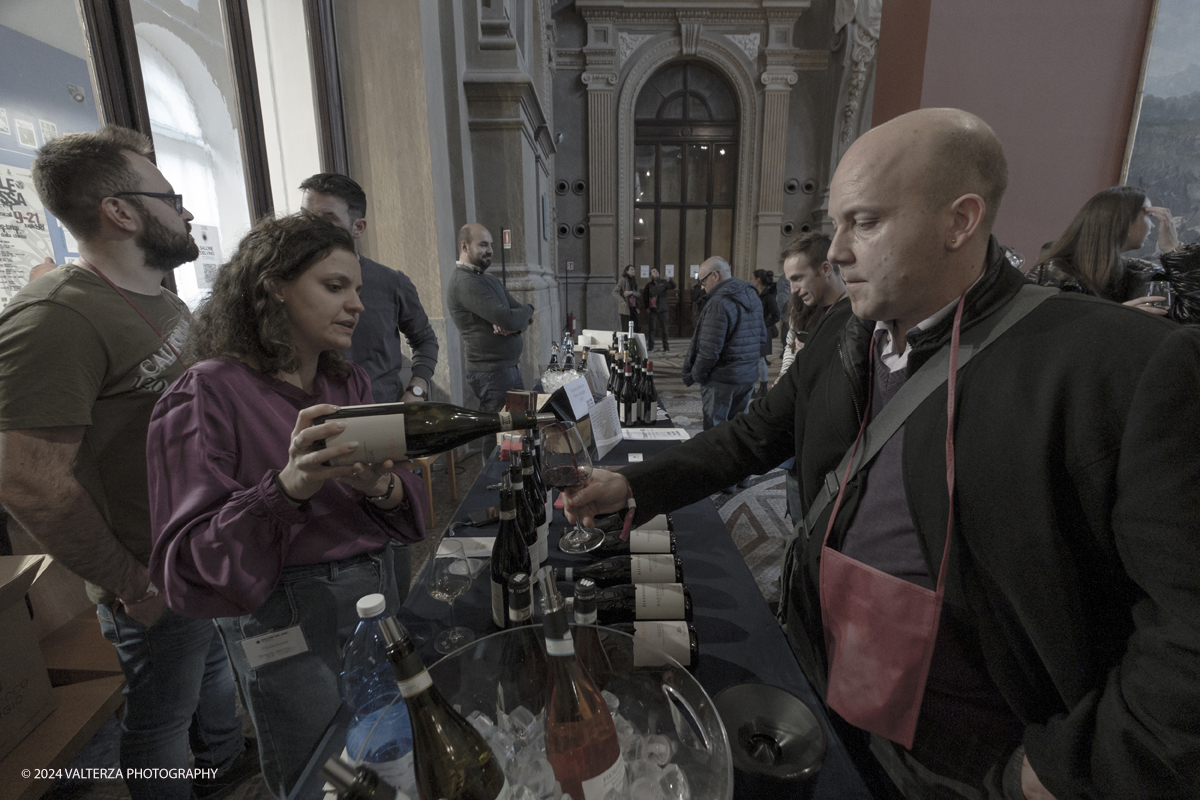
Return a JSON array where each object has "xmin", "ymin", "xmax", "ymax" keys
[{"xmin": 341, "ymin": 594, "xmax": 416, "ymax": 798}]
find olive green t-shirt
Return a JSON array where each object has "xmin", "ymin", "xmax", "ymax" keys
[{"xmin": 0, "ymin": 263, "xmax": 190, "ymax": 603}]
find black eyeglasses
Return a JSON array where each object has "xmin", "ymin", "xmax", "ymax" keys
[
  {"xmin": 698, "ymin": 271, "xmax": 716, "ymax": 286},
  {"xmin": 112, "ymin": 191, "xmax": 185, "ymax": 215}
]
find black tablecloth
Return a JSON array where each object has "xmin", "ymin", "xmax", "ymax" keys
[{"xmin": 292, "ymin": 425, "xmax": 873, "ymax": 799}]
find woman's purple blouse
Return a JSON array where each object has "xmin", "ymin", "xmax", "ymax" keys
[{"xmin": 147, "ymin": 357, "xmax": 427, "ymax": 618}]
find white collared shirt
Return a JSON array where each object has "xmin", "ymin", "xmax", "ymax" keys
[{"xmin": 872, "ymin": 298, "xmax": 960, "ymax": 374}]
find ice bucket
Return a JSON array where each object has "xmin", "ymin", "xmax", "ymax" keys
[{"xmin": 393, "ymin": 624, "xmax": 734, "ymax": 799}]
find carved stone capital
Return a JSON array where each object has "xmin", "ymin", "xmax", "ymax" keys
[
  {"xmin": 725, "ymin": 33, "xmax": 761, "ymax": 63},
  {"xmin": 761, "ymin": 70, "xmax": 798, "ymax": 88},
  {"xmin": 582, "ymin": 71, "xmax": 619, "ymax": 87},
  {"xmin": 618, "ymin": 31, "xmax": 655, "ymax": 66}
]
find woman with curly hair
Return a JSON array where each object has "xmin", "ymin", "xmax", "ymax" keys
[
  {"xmin": 1027, "ymin": 186, "xmax": 1200, "ymax": 323},
  {"xmin": 146, "ymin": 213, "xmax": 426, "ymax": 796}
]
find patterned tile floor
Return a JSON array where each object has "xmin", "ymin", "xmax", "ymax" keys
[{"xmin": 49, "ymin": 335, "xmax": 795, "ymax": 799}]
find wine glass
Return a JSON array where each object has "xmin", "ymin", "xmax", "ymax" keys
[
  {"xmin": 1142, "ymin": 280, "xmax": 1173, "ymax": 310},
  {"xmin": 429, "ymin": 539, "xmax": 474, "ymax": 654},
  {"xmin": 540, "ymin": 421, "xmax": 605, "ymax": 554}
]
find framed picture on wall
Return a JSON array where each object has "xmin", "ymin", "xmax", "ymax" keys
[{"xmin": 1121, "ymin": 0, "xmax": 1200, "ymax": 254}]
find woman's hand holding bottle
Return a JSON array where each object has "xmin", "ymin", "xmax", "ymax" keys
[{"xmin": 277, "ymin": 404, "xmax": 405, "ymax": 506}]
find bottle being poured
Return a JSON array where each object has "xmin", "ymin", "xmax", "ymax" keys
[{"xmin": 538, "ymin": 572, "xmax": 626, "ymax": 799}]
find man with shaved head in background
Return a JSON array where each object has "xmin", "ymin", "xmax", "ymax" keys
[
  {"xmin": 446, "ymin": 223, "xmax": 534, "ymax": 411},
  {"xmin": 563, "ymin": 109, "xmax": 1200, "ymax": 798}
]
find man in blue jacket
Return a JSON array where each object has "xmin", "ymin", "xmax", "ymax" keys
[{"xmin": 683, "ymin": 256, "xmax": 766, "ymax": 431}]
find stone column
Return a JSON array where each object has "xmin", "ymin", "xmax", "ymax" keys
[
  {"xmin": 582, "ymin": 16, "xmax": 619, "ymax": 330},
  {"xmin": 753, "ymin": 12, "xmax": 802, "ymax": 271}
]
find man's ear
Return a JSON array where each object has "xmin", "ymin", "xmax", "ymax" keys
[
  {"xmin": 947, "ymin": 194, "xmax": 985, "ymax": 251},
  {"xmin": 820, "ymin": 260, "xmax": 834, "ymax": 277},
  {"xmin": 99, "ymin": 197, "xmax": 139, "ymax": 234},
  {"xmin": 351, "ymin": 217, "xmax": 367, "ymax": 240}
]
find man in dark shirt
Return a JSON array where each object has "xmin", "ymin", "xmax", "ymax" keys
[{"xmin": 300, "ymin": 173, "xmax": 439, "ymax": 403}]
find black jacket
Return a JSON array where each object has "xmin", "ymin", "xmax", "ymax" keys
[
  {"xmin": 642, "ymin": 278, "xmax": 676, "ymax": 314},
  {"xmin": 681, "ymin": 276, "xmax": 766, "ymax": 387},
  {"xmin": 758, "ymin": 285, "xmax": 780, "ymax": 357},
  {"xmin": 625, "ymin": 239, "xmax": 1200, "ymax": 798}
]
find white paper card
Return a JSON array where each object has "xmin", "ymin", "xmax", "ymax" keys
[
  {"xmin": 191, "ymin": 224, "xmax": 223, "ymax": 289},
  {"xmin": 690, "ymin": 265, "xmax": 700, "ymax": 278},
  {"xmin": 665, "ymin": 264, "xmax": 675, "ymax": 277},
  {"xmin": 640, "ymin": 264, "xmax": 650, "ymax": 278},
  {"xmin": 627, "ymin": 453, "xmax": 643, "ymax": 462},
  {"xmin": 589, "ymin": 395, "xmax": 623, "ymax": 459},
  {"xmin": 621, "ymin": 428, "xmax": 690, "ymax": 441},
  {"xmin": 562, "ymin": 376, "xmax": 595, "ymax": 419},
  {"xmin": 446, "ymin": 536, "xmax": 495, "ymax": 559},
  {"xmin": 241, "ymin": 625, "xmax": 309, "ymax": 669}
]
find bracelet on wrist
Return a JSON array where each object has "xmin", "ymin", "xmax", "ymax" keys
[
  {"xmin": 120, "ymin": 582, "xmax": 158, "ymax": 607},
  {"xmin": 366, "ymin": 472, "xmax": 396, "ymax": 503},
  {"xmin": 274, "ymin": 471, "xmax": 309, "ymax": 506}
]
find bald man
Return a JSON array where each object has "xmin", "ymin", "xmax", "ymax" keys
[
  {"xmin": 563, "ymin": 109, "xmax": 1200, "ymax": 798},
  {"xmin": 446, "ymin": 223, "xmax": 534, "ymax": 410}
]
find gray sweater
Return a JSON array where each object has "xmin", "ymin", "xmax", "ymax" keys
[{"xmin": 446, "ymin": 261, "xmax": 533, "ymax": 372}]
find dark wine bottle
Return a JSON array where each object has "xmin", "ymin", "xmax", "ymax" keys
[
  {"xmin": 490, "ymin": 477, "xmax": 531, "ymax": 628},
  {"xmin": 539, "ymin": 574, "xmax": 626, "ymax": 799},
  {"xmin": 566, "ymin": 583, "xmax": 693, "ymax": 623},
  {"xmin": 508, "ymin": 463, "xmax": 540, "ymax": 574},
  {"xmin": 316, "ymin": 403, "xmax": 556, "ymax": 465},
  {"xmin": 379, "ymin": 618, "xmax": 509, "ymax": 800},
  {"xmin": 608, "ymin": 621, "xmax": 700, "ymax": 670},
  {"xmin": 641, "ymin": 360, "xmax": 659, "ymax": 425},
  {"xmin": 497, "ymin": 573, "xmax": 546, "ymax": 716},
  {"xmin": 571, "ymin": 579, "xmax": 613, "ymax": 690},
  {"xmin": 548, "ymin": 342, "xmax": 561, "ymax": 372},
  {"xmin": 593, "ymin": 528, "xmax": 677, "ymax": 557},
  {"xmin": 321, "ymin": 756, "xmax": 401, "ymax": 800},
  {"xmin": 618, "ymin": 361, "xmax": 636, "ymax": 427},
  {"xmin": 561, "ymin": 554, "xmax": 684, "ymax": 588},
  {"xmin": 590, "ymin": 511, "xmax": 673, "ymax": 534},
  {"xmin": 520, "ymin": 450, "xmax": 549, "ymax": 569},
  {"xmin": 562, "ymin": 342, "xmax": 575, "ymax": 372}
]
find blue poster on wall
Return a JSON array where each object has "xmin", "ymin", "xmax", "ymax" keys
[{"xmin": 0, "ymin": 23, "xmax": 100, "ymax": 302}]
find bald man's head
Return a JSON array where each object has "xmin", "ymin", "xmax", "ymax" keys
[{"xmin": 458, "ymin": 223, "xmax": 493, "ymax": 269}]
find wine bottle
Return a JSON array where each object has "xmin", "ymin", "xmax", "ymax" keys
[
  {"xmin": 566, "ymin": 583, "xmax": 693, "ymax": 623},
  {"xmin": 508, "ymin": 463, "xmax": 540, "ymax": 573},
  {"xmin": 571, "ymin": 579, "xmax": 613, "ymax": 690},
  {"xmin": 593, "ymin": 528, "xmax": 677, "ymax": 557},
  {"xmin": 520, "ymin": 450, "xmax": 549, "ymax": 569},
  {"xmin": 641, "ymin": 360, "xmax": 659, "ymax": 425},
  {"xmin": 548, "ymin": 342, "xmax": 561, "ymax": 372},
  {"xmin": 590, "ymin": 512, "xmax": 673, "ymax": 534},
  {"xmin": 490, "ymin": 477, "xmax": 531, "ymax": 628},
  {"xmin": 380, "ymin": 618, "xmax": 510, "ymax": 800},
  {"xmin": 526, "ymin": 427, "xmax": 553, "ymax": 526},
  {"xmin": 539, "ymin": 574, "xmax": 626, "ymax": 799},
  {"xmin": 321, "ymin": 756, "xmax": 403, "ymax": 800},
  {"xmin": 497, "ymin": 573, "xmax": 546, "ymax": 716},
  {"xmin": 618, "ymin": 361, "xmax": 636, "ymax": 427},
  {"xmin": 316, "ymin": 403, "xmax": 556, "ymax": 466},
  {"xmin": 562, "ymin": 341, "xmax": 575, "ymax": 372},
  {"xmin": 561, "ymin": 554, "xmax": 684, "ymax": 588},
  {"xmin": 607, "ymin": 621, "xmax": 700, "ymax": 670}
]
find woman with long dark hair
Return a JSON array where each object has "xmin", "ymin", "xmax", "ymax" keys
[
  {"xmin": 612, "ymin": 264, "xmax": 641, "ymax": 334},
  {"xmin": 147, "ymin": 214, "xmax": 427, "ymax": 796},
  {"xmin": 751, "ymin": 269, "xmax": 780, "ymax": 396},
  {"xmin": 1028, "ymin": 186, "xmax": 1200, "ymax": 323}
]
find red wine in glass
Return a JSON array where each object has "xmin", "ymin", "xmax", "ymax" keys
[
  {"xmin": 543, "ymin": 465, "xmax": 591, "ymax": 490},
  {"xmin": 539, "ymin": 422, "xmax": 605, "ymax": 554}
]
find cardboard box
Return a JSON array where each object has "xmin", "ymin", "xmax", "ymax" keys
[{"xmin": 0, "ymin": 555, "xmax": 57, "ymax": 761}]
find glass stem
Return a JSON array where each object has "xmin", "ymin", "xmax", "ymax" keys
[{"xmin": 449, "ymin": 599, "xmax": 457, "ymax": 632}]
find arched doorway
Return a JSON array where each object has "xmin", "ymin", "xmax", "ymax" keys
[{"xmin": 633, "ymin": 61, "xmax": 738, "ymax": 336}]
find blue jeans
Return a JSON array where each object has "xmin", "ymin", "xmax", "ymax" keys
[
  {"xmin": 700, "ymin": 380, "xmax": 755, "ymax": 431},
  {"xmin": 466, "ymin": 365, "xmax": 524, "ymax": 412},
  {"xmin": 216, "ymin": 545, "xmax": 401, "ymax": 797},
  {"xmin": 96, "ymin": 605, "xmax": 244, "ymax": 800}
]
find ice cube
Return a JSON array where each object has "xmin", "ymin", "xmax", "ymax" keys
[
  {"xmin": 515, "ymin": 755, "xmax": 557, "ymax": 798},
  {"xmin": 601, "ymin": 690, "xmax": 620, "ymax": 714},
  {"xmin": 630, "ymin": 774, "xmax": 666, "ymax": 800},
  {"xmin": 467, "ymin": 710, "xmax": 495, "ymax": 734},
  {"xmin": 508, "ymin": 706, "xmax": 538, "ymax": 742},
  {"xmin": 508, "ymin": 786, "xmax": 538, "ymax": 800},
  {"xmin": 643, "ymin": 734, "xmax": 673, "ymax": 766},
  {"xmin": 658, "ymin": 763, "xmax": 690, "ymax": 800}
]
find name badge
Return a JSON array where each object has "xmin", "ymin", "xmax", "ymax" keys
[{"xmin": 241, "ymin": 625, "xmax": 309, "ymax": 669}]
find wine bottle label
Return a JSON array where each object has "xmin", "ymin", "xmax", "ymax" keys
[
  {"xmin": 361, "ymin": 751, "xmax": 415, "ymax": 795},
  {"xmin": 509, "ymin": 604, "xmax": 532, "ymax": 624},
  {"xmin": 324, "ymin": 413, "xmax": 407, "ymax": 466},
  {"xmin": 629, "ymin": 530, "xmax": 672, "ymax": 554},
  {"xmin": 634, "ymin": 584, "xmax": 686, "ymax": 620},
  {"xmin": 630, "ymin": 554, "xmax": 676, "ymax": 583},
  {"xmin": 575, "ymin": 609, "xmax": 598, "ymax": 625},
  {"xmin": 632, "ymin": 621, "xmax": 692, "ymax": 667},
  {"xmin": 536, "ymin": 522, "xmax": 549, "ymax": 567},
  {"xmin": 545, "ymin": 632, "xmax": 575, "ymax": 657},
  {"xmin": 579, "ymin": 753, "xmax": 626, "ymax": 800},
  {"xmin": 563, "ymin": 567, "xmax": 574, "ymax": 581},
  {"xmin": 637, "ymin": 514, "xmax": 671, "ymax": 530},
  {"xmin": 396, "ymin": 668, "xmax": 433, "ymax": 698},
  {"xmin": 498, "ymin": 411, "xmax": 513, "ymax": 431},
  {"xmin": 499, "ymin": 508, "xmax": 516, "ymax": 520},
  {"xmin": 492, "ymin": 579, "xmax": 506, "ymax": 628},
  {"xmin": 647, "ymin": 403, "xmax": 658, "ymax": 423}
]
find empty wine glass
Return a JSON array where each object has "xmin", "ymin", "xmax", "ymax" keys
[
  {"xmin": 540, "ymin": 421, "xmax": 604, "ymax": 554},
  {"xmin": 429, "ymin": 539, "xmax": 474, "ymax": 654}
]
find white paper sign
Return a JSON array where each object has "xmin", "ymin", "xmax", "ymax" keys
[
  {"xmin": 628, "ymin": 453, "xmax": 643, "ymax": 462},
  {"xmin": 640, "ymin": 264, "xmax": 650, "ymax": 278},
  {"xmin": 690, "ymin": 265, "xmax": 700, "ymax": 278},
  {"xmin": 665, "ymin": 264, "xmax": 675, "ymax": 277},
  {"xmin": 190, "ymin": 224, "xmax": 223, "ymax": 288},
  {"xmin": 0, "ymin": 165, "xmax": 55, "ymax": 308},
  {"xmin": 589, "ymin": 394, "xmax": 623, "ymax": 459},
  {"xmin": 241, "ymin": 625, "xmax": 309, "ymax": 669},
  {"xmin": 562, "ymin": 376, "xmax": 595, "ymax": 420},
  {"xmin": 566, "ymin": 260, "xmax": 574, "ymax": 271},
  {"xmin": 0, "ymin": 109, "xmax": 9, "ymax": 136},
  {"xmin": 38, "ymin": 120, "xmax": 57, "ymax": 142},
  {"xmin": 15, "ymin": 119, "xmax": 36, "ymax": 148},
  {"xmin": 621, "ymin": 428, "xmax": 690, "ymax": 441}
]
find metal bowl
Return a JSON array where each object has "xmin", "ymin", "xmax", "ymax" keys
[{"xmin": 713, "ymin": 683, "xmax": 826, "ymax": 782}]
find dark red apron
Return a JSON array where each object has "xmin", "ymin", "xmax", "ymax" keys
[{"xmin": 819, "ymin": 296, "xmax": 965, "ymax": 749}]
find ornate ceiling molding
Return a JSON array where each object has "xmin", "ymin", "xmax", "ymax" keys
[
  {"xmin": 725, "ymin": 32, "xmax": 760, "ymax": 63},
  {"xmin": 617, "ymin": 31, "xmax": 655, "ymax": 66}
]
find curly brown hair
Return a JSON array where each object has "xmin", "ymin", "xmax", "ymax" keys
[{"xmin": 186, "ymin": 213, "xmax": 357, "ymax": 380}]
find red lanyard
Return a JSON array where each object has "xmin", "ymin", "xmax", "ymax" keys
[{"xmin": 79, "ymin": 258, "xmax": 185, "ymax": 364}]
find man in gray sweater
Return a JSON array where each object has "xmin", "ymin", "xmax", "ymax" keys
[{"xmin": 447, "ymin": 223, "xmax": 534, "ymax": 411}]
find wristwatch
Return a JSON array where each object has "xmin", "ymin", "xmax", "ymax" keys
[{"xmin": 406, "ymin": 384, "xmax": 426, "ymax": 399}]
